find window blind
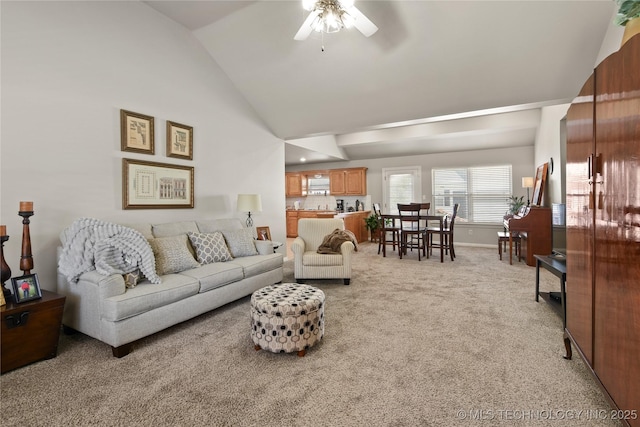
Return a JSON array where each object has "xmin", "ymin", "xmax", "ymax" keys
[{"xmin": 433, "ymin": 165, "xmax": 512, "ymax": 223}]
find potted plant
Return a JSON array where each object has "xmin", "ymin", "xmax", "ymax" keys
[
  {"xmin": 507, "ymin": 195, "xmax": 525, "ymax": 216},
  {"xmin": 615, "ymin": 0, "xmax": 640, "ymax": 46},
  {"xmin": 364, "ymin": 213, "xmax": 380, "ymax": 242}
]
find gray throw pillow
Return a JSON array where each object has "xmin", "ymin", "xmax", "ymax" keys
[
  {"xmin": 187, "ymin": 231, "xmax": 233, "ymax": 264},
  {"xmin": 149, "ymin": 235, "xmax": 200, "ymax": 275},
  {"xmin": 221, "ymin": 229, "xmax": 258, "ymax": 257}
]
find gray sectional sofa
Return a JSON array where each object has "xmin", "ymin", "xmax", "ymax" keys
[{"xmin": 57, "ymin": 218, "xmax": 283, "ymax": 357}]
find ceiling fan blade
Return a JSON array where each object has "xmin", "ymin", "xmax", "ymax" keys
[
  {"xmin": 346, "ymin": 6, "xmax": 378, "ymax": 37},
  {"xmin": 294, "ymin": 11, "xmax": 319, "ymax": 41}
]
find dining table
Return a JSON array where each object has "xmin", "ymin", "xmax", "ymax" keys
[{"xmin": 380, "ymin": 213, "xmax": 446, "ymax": 262}]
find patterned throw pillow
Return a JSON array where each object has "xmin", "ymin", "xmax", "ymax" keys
[
  {"xmin": 148, "ymin": 235, "xmax": 200, "ymax": 275},
  {"xmin": 187, "ymin": 231, "xmax": 233, "ymax": 264},
  {"xmin": 123, "ymin": 269, "xmax": 141, "ymax": 289},
  {"xmin": 221, "ymin": 229, "xmax": 258, "ymax": 257}
]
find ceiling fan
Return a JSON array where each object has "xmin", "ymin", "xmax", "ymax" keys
[{"xmin": 294, "ymin": 0, "xmax": 378, "ymax": 41}]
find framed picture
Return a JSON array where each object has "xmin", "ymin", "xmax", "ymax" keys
[
  {"xmin": 166, "ymin": 121, "xmax": 193, "ymax": 160},
  {"xmin": 121, "ymin": 109, "xmax": 155, "ymax": 154},
  {"xmin": 123, "ymin": 158, "xmax": 194, "ymax": 209},
  {"xmin": 531, "ymin": 162, "xmax": 549, "ymax": 206},
  {"xmin": 256, "ymin": 226, "xmax": 271, "ymax": 241},
  {"xmin": 11, "ymin": 273, "xmax": 42, "ymax": 304}
]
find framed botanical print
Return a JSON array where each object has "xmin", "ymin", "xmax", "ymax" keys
[
  {"xmin": 166, "ymin": 121, "xmax": 193, "ymax": 160},
  {"xmin": 123, "ymin": 158, "xmax": 194, "ymax": 209},
  {"xmin": 121, "ymin": 109, "xmax": 155, "ymax": 154}
]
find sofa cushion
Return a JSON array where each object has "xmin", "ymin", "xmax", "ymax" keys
[
  {"xmin": 178, "ymin": 262, "xmax": 245, "ymax": 293},
  {"xmin": 120, "ymin": 223, "xmax": 154, "ymax": 240},
  {"xmin": 227, "ymin": 253, "xmax": 284, "ymax": 278},
  {"xmin": 152, "ymin": 221, "xmax": 199, "ymax": 238},
  {"xmin": 221, "ymin": 229, "xmax": 258, "ymax": 257},
  {"xmin": 196, "ymin": 219, "xmax": 243, "ymax": 233},
  {"xmin": 303, "ymin": 252, "xmax": 344, "ymax": 266},
  {"xmin": 102, "ymin": 274, "xmax": 200, "ymax": 322},
  {"xmin": 254, "ymin": 240, "xmax": 274, "ymax": 255},
  {"xmin": 149, "ymin": 235, "xmax": 200, "ymax": 275},
  {"xmin": 187, "ymin": 231, "xmax": 233, "ymax": 264}
]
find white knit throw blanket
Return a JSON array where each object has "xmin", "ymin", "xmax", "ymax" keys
[{"xmin": 59, "ymin": 218, "xmax": 161, "ymax": 284}]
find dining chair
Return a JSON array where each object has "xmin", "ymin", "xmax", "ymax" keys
[
  {"xmin": 397, "ymin": 203, "xmax": 425, "ymax": 260},
  {"xmin": 375, "ymin": 203, "xmax": 400, "ymax": 257},
  {"xmin": 427, "ymin": 203, "xmax": 459, "ymax": 261}
]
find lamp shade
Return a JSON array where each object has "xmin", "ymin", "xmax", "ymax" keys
[
  {"xmin": 522, "ymin": 177, "xmax": 534, "ymax": 188},
  {"xmin": 237, "ymin": 194, "xmax": 262, "ymax": 212}
]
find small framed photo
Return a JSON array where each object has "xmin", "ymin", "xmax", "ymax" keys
[
  {"xmin": 121, "ymin": 109, "xmax": 155, "ymax": 154},
  {"xmin": 11, "ymin": 273, "xmax": 42, "ymax": 304},
  {"xmin": 256, "ymin": 226, "xmax": 271, "ymax": 241},
  {"xmin": 166, "ymin": 121, "xmax": 193, "ymax": 160}
]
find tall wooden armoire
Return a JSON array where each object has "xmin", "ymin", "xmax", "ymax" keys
[{"xmin": 565, "ymin": 34, "xmax": 639, "ymax": 422}]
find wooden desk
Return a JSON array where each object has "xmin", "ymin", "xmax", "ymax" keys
[{"xmin": 534, "ymin": 254, "xmax": 567, "ymax": 328}]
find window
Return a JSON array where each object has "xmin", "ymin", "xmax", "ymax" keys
[
  {"xmin": 382, "ymin": 166, "xmax": 421, "ymax": 214},
  {"xmin": 432, "ymin": 165, "xmax": 512, "ymax": 223}
]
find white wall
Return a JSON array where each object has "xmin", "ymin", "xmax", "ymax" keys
[
  {"xmin": 0, "ymin": 1, "xmax": 286, "ymax": 291},
  {"xmin": 534, "ymin": 103, "xmax": 570, "ymax": 206}
]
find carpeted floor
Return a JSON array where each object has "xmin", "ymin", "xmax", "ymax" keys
[{"xmin": 0, "ymin": 242, "xmax": 620, "ymax": 426}]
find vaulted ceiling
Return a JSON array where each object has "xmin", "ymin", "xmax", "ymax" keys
[{"xmin": 145, "ymin": 1, "xmax": 616, "ymax": 165}]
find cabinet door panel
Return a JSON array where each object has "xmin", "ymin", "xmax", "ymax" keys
[
  {"xmin": 593, "ymin": 36, "xmax": 640, "ymax": 417},
  {"xmin": 565, "ymin": 74, "xmax": 595, "ymax": 364},
  {"xmin": 330, "ymin": 171, "xmax": 346, "ymax": 195}
]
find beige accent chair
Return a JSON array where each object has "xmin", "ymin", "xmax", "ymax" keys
[{"xmin": 292, "ymin": 218, "xmax": 355, "ymax": 285}]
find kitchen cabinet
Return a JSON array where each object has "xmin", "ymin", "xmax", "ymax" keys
[
  {"xmin": 285, "ymin": 173, "xmax": 303, "ymax": 197},
  {"xmin": 287, "ymin": 210, "xmax": 368, "ymax": 239},
  {"xmin": 329, "ymin": 167, "xmax": 367, "ymax": 196},
  {"xmin": 338, "ymin": 211, "xmax": 370, "ymax": 243},
  {"xmin": 286, "ymin": 211, "xmax": 299, "ymax": 237}
]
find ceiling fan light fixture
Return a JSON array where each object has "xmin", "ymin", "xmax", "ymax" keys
[{"xmin": 295, "ymin": 0, "xmax": 378, "ymax": 41}]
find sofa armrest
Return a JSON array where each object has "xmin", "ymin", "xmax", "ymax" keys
[
  {"xmin": 340, "ymin": 241, "xmax": 355, "ymax": 255},
  {"xmin": 291, "ymin": 237, "xmax": 306, "ymax": 254},
  {"xmin": 255, "ymin": 239, "xmax": 274, "ymax": 255}
]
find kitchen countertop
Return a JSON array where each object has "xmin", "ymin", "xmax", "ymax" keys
[{"xmin": 287, "ymin": 209, "xmax": 370, "ymax": 216}]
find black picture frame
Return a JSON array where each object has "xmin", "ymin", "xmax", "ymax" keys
[{"xmin": 11, "ymin": 273, "xmax": 42, "ymax": 304}]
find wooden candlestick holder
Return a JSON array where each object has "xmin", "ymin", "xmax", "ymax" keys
[
  {"xmin": 18, "ymin": 210, "xmax": 34, "ymax": 275},
  {"xmin": 1, "ymin": 234, "xmax": 11, "ymax": 298}
]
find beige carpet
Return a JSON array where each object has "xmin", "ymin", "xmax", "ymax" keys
[{"xmin": 0, "ymin": 243, "xmax": 619, "ymax": 426}]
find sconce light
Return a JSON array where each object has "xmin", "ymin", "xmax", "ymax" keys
[
  {"xmin": 522, "ymin": 177, "xmax": 534, "ymax": 206},
  {"xmin": 237, "ymin": 194, "xmax": 262, "ymax": 227}
]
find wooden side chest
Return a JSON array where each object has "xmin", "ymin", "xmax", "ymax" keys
[{"xmin": 1, "ymin": 289, "xmax": 66, "ymax": 374}]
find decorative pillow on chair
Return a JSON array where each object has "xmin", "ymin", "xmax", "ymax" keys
[
  {"xmin": 221, "ymin": 229, "xmax": 258, "ymax": 257},
  {"xmin": 187, "ymin": 231, "xmax": 233, "ymax": 264},
  {"xmin": 149, "ymin": 235, "xmax": 200, "ymax": 275}
]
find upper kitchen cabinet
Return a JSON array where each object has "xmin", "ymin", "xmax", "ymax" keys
[
  {"xmin": 329, "ymin": 167, "xmax": 367, "ymax": 196},
  {"xmin": 285, "ymin": 172, "xmax": 304, "ymax": 197}
]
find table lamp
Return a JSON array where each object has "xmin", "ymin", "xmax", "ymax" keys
[
  {"xmin": 237, "ymin": 194, "xmax": 262, "ymax": 227},
  {"xmin": 522, "ymin": 177, "xmax": 534, "ymax": 206}
]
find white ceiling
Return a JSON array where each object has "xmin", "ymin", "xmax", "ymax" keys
[{"xmin": 144, "ymin": 0, "xmax": 616, "ymax": 165}]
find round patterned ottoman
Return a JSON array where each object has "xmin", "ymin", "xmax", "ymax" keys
[{"xmin": 250, "ymin": 283, "xmax": 325, "ymax": 357}]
